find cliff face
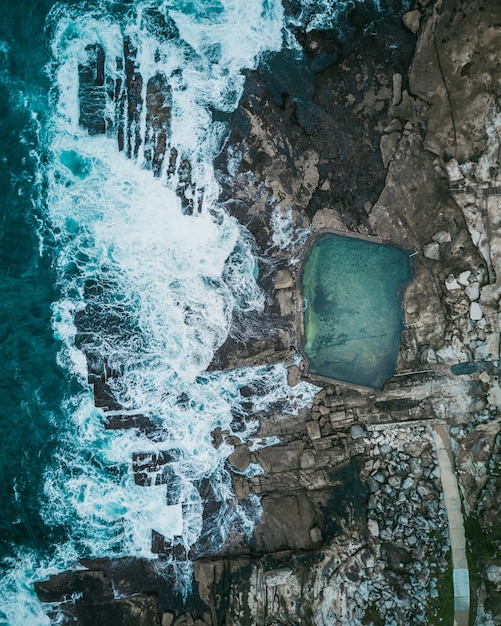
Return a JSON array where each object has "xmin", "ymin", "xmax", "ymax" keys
[{"xmin": 35, "ymin": 0, "xmax": 501, "ymax": 624}]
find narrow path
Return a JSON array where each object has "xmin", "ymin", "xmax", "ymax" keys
[{"xmin": 433, "ymin": 424, "xmax": 470, "ymax": 626}]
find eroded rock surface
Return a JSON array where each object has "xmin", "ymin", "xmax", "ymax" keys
[{"xmin": 35, "ymin": 0, "xmax": 501, "ymax": 624}]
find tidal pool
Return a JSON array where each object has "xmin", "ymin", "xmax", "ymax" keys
[{"xmin": 301, "ymin": 232, "xmax": 414, "ymax": 389}]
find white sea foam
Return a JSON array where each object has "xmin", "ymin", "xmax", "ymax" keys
[
  {"xmin": 37, "ymin": 0, "xmax": 318, "ymax": 593},
  {"xmin": 0, "ymin": 0, "xmax": 331, "ymax": 619},
  {"xmin": 270, "ymin": 204, "xmax": 310, "ymax": 260}
]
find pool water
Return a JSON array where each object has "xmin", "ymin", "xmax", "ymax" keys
[{"xmin": 301, "ymin": 232, "xmax": 413, "ymax": 389}]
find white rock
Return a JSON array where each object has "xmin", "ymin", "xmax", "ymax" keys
[
  {"xmin": 265, "ymin": 568, "xmax": 292, "ymax": 587},
  {"xmin": 432, "ymin": 230, "xmax": 451, "ymax": 244},
  {"xmin": 458, "ymin": 270, "xmax": 471, "ymax": 286},
  {"xmin": 368, "ymin": 519, "xmax": 380, "ymax": 538},
  {"xmin": 423, "ymin": 242, "xmax": 440, "ymax": 260},
  {"xmin": 425, "ymin": 347, "xmax": 438, "ymax": 363},
  {"xmin": 479, "ymin": 371, "xmax": 490, "ymax": 384},
  {"xmin": 486, "ymin": 565, "xmax": 501, "ymax": 585},
  {"xmin": 465, "ymin": 281, "xmax": 480, "ymax": 301},
  {"xmin": 470, "ymin": 301, "xmax": 483, "ymax": 321},
  {"xmin": 402, "ymin": 476, "xmax": 414, "ymax": 490},
  {"xmin": 445, "ymin": 274, "xmax": 460, "ymax": 290},
  {"xmin": 444, "ymin": 158, "xmax": 464, "ymax": 182}
]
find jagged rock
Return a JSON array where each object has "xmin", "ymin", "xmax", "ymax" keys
[
  {"xmin": 444, "ymin": 158, "xmax": 463, "ymax": 182},
  {"xmin": 380, "ymin": 132, "xmax": 400, "ymax": 168},
  {"xmin": 458, "ymin": 270, "xmax": 472, "ymax": 286},
  {"xmin": 423, "ymin": 242, "xmax": 440, "ymax": 260},
  {"xmin": 465, "ymin": 281, "xmax": 480, "ymax": 301},
  {"xmin": 486, "ymin": 565, "xmax": 501, "ymax": 586},
  {"xmin": 311, "ymin": 207, "xmax": 345, "ymax": 231},
  {"xmin": 287, "ymin": 364, "xmax": 301, "ymax": 387},
  {"xmin": 445, "ymin": 274, "xmax": 461, "ymax": 290}
]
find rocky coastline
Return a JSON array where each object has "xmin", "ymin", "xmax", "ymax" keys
[{"xmin": 35, "ymin": 1, "xmax": 501, "ymax": 625}]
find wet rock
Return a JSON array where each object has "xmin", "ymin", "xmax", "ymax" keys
[
  {"xmin": 78, "ymin": 44, "xmax": 107, "ymax": 135},
  {"xmin": 253, "ymin": 493, "xmax": 317, "ymax": 552},
  {"xmin": 368, "ymin": 519, "xmax": 380, "ymax": 538},
  {"xmin": 287, "ymin": 364, "xmax": 301, "ymax": 387},
  {"xmin": 228, "ymin": 445, "xmax": 251, "ymax": 472},
  {"xmin": 132, "ymin": 451, "xmax": 175, "ymax": 487}
]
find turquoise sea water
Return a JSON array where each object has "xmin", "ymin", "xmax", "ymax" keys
[
  {"xmin": 301, "ymin": 233, "xmax": 413, "ymax": 389},
  {"xmin": 0, "ymin": 1, "xmax": 412, "ymax": 622}
]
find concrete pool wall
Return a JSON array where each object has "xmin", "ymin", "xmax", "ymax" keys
[{"xmin": 298, "ymin": 229, "xmax": 415, "ymax": 390}]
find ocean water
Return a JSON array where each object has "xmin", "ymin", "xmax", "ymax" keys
[{"xmin": 0, "ymin": 0, "xmax": 410, "ymax": 623}]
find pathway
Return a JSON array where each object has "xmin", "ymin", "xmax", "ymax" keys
[{"xmin": 433, "ymin": 424, "xmax": 470, "ymax": 626}]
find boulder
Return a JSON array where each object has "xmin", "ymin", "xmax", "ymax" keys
[
  {"xmin": 423, "ymin": 242, "xmax": 440, "ymax": 260},
  {"xmin": 402, "ymin": 10, "xmax": 421, "ymax": 34},
  {"xmin": 228, "ymin": 445, "xmax": 251, "ymax": 472},
  {"xmin": 470, "ymin": 301, "xmax": 483, "ymax": 321}
]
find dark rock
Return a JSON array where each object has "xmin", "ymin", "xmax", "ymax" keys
[
  {"xmin": 132, "ymin": 451, "xmax": 176, "ymax": 487},
  {"xmin": 252, "ymin": 492, "xmax": 317, "ymax": 552},
  {"xmin": 78, "ymin": 44, "xmax": 107, "ymax": 135},
  {"xmin": 228, "ymin": 445, "xmax": 251, "ymax": 472}
]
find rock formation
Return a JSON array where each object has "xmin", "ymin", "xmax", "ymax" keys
[{"xmin": 35, "ymin": 0, "xmax": 501, "ymax": 624}]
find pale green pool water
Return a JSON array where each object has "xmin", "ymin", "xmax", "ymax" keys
[{"xmin": 301, "ymin": 233, "xmax": 413, "ymax": 389}]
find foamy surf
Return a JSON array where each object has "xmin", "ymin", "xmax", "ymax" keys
[{"xmin": 0, "ymin": 0, "xmax": 348, "ymax": 621}]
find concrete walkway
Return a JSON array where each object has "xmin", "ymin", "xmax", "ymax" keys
[{"xmin": 433, "ymin": 424, "xmax": 470, "ymax": 626}]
